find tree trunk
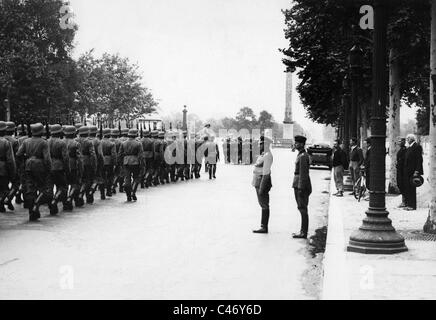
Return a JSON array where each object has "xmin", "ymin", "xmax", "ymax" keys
[
  {"xmin": 388, "ymin": 48, "xmax": 401, "ymax": 194},
  {"xmin": 424, "ymin": 0, "xmax": 436, "ymax": 234}
]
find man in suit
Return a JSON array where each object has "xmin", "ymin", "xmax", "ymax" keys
[
  {"xmin": 292, "ymin": 135, "xmax": 312, "ymax": 239},
  {"xmin": 349, "ymin": 138, "xmax": 364, "ymax": 195},
  {"xmin": 396, "ymin": 137, "xmax": 407, "ymax": 207},
  {"xmin": 332, "ymin": 140, "xmax": 349, "ymax": 197},
  {"xmin": 402, "ymin": 134, "xmax": 424, "ymax": 211}
]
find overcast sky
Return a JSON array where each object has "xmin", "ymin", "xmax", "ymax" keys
[{"xmin": 68, "ymin": 0, "xmax": 416, "ymax": 139}]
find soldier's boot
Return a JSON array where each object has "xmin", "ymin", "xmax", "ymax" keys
[
  {"xmin": 87, "ymin": 183, "xmax": 98, "ymax": 204},
  {"xmin": 212, "ymin": 165, "xmax": 217, "ymax": 179},
  {"xmin": 132, "ymin": 182, "xmax": 139, "ymax": 202},
  {"xmin": 106, "ymin": 183, "xmax": 112, "ymax": 197},
  {"xmin": 125, "ymin": 186, "xmax": 132, "ymax": 202},
  {"xmin": 0, "ymin": 193, "xmax": 6, "ymax": 213},
  {"xmin": 119, "ymin": 180, "xmax": 124, "ymax": 193},
  {"xmin": 99, "ymin": 185, "xmax": 106, "ymax": 200},
  {"xmin": 4, "ymin": 188, "xmax": 18, "ymax": 211},
  {"xmin": 209, "ymin": 168, "xmax": 213, "ymax": 180},
  {"xmin": 76, "ymin": 186, "xmax": 86, "ymax": 207},
  {"xmin": 30, "ymin": 193, "xmax": 44, "ymax": 221},
  {"xmin": 64, "ymin": 187, "xmax": 76, "ymax": 211},
  {"xmin": 50, "ymin": 191, "xmax": 62, "ymax": 216},
  {"xmin": 15, "ymin": 189, "xmax": 23, "ymax": 205}
]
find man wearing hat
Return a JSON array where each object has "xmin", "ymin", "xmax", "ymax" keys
[
  {"xmin": 110, "ymin": 129, "xmax": 122, "ymax": 194},
  {"xmin": 76, "ymin": 126, "xmax": 97, "ymax": 206},
  {"xmin": 292, "ymin": 135, "xmax": 312, "ymax": 239},
  {"xmin": 120, "ymin": 128, "xmax": 129, "ymax": 143},
  {"xmin": 0, "ymin": 122, "xmax": 17, "ymax": 213},
  {"xmin": 101, "ymin": 128, "xmax": 117, "ymax": 198},
  {"xmin": 204, "ymin": 136, "xmax": 220, "ymax": 180},
  {"xmin": 192, "ymin": 135, "xmax": 204, "ymax": 179},
  {"xmin": 63, "ymin": 125, "xmax": 83, "ymax": 211},
  {"xmin": 158, "ymin": 131, "xmax": 170, "ymax": 184},
  {"xmin": 87, "ymin": 126, "xmax": 105, "ymax": 202},
  {"xmin": 402, "ymin": 134, "xmax": 424, "ymax": 211},
  {"xmin": 151, "ymin": 130, "xmax": 162, "ymax": 186},
  {"xmin": 140, "ymin": 130, "xmax": 155, "ymax": 188},
  {"xmin": 14, "ymin": 124, "xmax": 28, "ymax": 205},
  {"xmin": 396, "ymin": 137, "xmax": 407, "ymax": 207},
  {"xmin": 118, "ymin": 129, "xmax": 144, "ymax": 202},
  {"xmin": 16, "ymin": 123, "xmax": 52, "ymax": 221},
  {"xmin": 165, "ymin": 132, "xmax": 179, "ymax": 182},
  {"xmin": 47, "ymin": 124, "xmax": 70, "ymax": 215},
  {"xmin": 182, "ymin": 131, "xmax": 191, "ymax": 180},
  {"xmin": 3, "ymin": 122, "xmax": 20, "ymax": 211}
]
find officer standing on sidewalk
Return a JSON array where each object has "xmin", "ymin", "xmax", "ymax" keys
[{"xmin": 292, "ymin": 135, "xmax": 312, "ymax": 239}]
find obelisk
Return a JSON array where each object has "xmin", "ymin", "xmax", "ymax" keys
[{"xmin": 283, "ymin": 72, "xmax": 294, "ymax": 141}]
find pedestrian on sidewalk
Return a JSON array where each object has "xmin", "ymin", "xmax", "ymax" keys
[
  {"xmin": 332, "ymin": 140, "xmax": 349, "ymax": 197},
  {"xmin": 363, "ymin": 137, "xmax": 372, "ymax": 201},
  {"xmin": 252, "ymin": 135, "xmax": 273, "ymax": 234},
  {"xmin": 348, "ymin": 138, "xmax": 364, "ymax": 196},
  {"xmin": 396, "ymin": 137, "xmax": 407, "ymax": 207},
  {"xmin": 292, "ymin": 135, "xmax": 312, "ymax": 239},
  {"xmin": 402, "ymin": 134, "xmax": 424, "ymax": 211}
]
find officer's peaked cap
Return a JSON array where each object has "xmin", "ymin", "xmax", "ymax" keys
[{"xmin": 294, "ymin": 135, "xmax": 307, "ymax": 144}]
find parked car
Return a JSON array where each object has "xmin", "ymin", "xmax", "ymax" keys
[{"xmin": 307, "ymin": 142, "xmax": 333, "ymax": 170}]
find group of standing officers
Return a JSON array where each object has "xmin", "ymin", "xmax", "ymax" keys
[
  {"xmin": 222, "ymin": 137, "xmax": 256, "ymax": 165},
  {"xmin": 0, "ymin": 121, "xmax": 219, "ymax": 222}
]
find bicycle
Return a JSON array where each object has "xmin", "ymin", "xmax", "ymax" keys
[{"xmin": 353, "ymin": 167, "xmax": 367, "ymax": 202}]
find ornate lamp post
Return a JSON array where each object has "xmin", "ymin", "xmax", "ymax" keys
[
  {"xmin": 350, "ymin": 43, "xmax": 363, "ymax": 142},
  {"xmin": 347, "ymin": 0, "xmax": 407, "ymax": 254}
]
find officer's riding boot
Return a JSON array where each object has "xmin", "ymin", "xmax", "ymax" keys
[
  {"xmin": 212, "ymin": 165, "xmax": 217, "ymax": 179},
  {"xmin": 76, "ymin": 185, "xmax": 86, "ymax": 207},
  {"xmin": 132, "ymin": 182, "xmax": 139, "ymax": 202},
  {"xmin": 64, "ymin": 187, "xmax": 76, "ymax": 211},
  {"xmin": 50, "ymin": 190, "xmax": 62, "ymax": 216},
  {"xmin": 87, "ymin": 183, "xmax": 98, "ymax": 204},
  {"xmin": 253, "ymin": 209, "xmax": 269, "ymax": 234},
  {"xmin": 99, "ymin": 185, "xmax": 106, "ymax": 200},
  {"xmin": 31, "ymin": 193, "xmax": 44, "ymax": 221},
  {"xmin": 111, "ymin": 177, "xmax": 118, "ymax": 194},
  {"xmin": 5, "ymin": 188, "xmax": 18, "ymax": 211},
  {"xmin": 125, "ymin": 186, "xmax": 132, "ymax": 202},
  {"xmin": 106, "ymin": 182, "xmax": 112, "ymax": 197}
]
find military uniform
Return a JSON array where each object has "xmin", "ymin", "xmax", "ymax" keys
[
  {"xmin": 118, "ymin": 129, "xmax": 143, "ymax": 201},
  {"xmin": 64, "ymin": 126, "xmax": 82, "ymax": 210},
  {"xmin": 204, "ymin": 138, "xmax": 220, "ymax": 179},
  {"xmin": 110, "ymin": 129, "xmax": 122, "ymax": 193},
  {"xmin": 48, "ymin": 124, "xmax": 70, "ymax": 215},
  {"xmin": 158, "ymin": 132, "xmax": 170, "ymax": 184},
  {"xmin": 151, "ymin": 131, "xmax": 162, "ymax": 185},
  {"xmin": 292, "ymin": 135, "xmax": 312, "ymax": 238},
  {"xmin": 89, "ymin": 126, "xmax": 105, "ymax": 201},
  {"xmin": 101, "ymin": 129, "xmax": 117, "ymax": 198},
  {"xmin": 0, "ymin": 122, "xmax": 17, "ymax": 213},
  {"xmin": 140, "ymin": 131, "xmax": 155, "ymax": 188},
  {"xmin": 16, "ymin": 123, "xmax": 52, "ymax": 221},
  {"xmin": 76, "ymin": 127, "xmax": 97, "ymax": 206},
  {"xmin": 15, "ymin": 125, "xmax": 28, "ymax": 205},
  {"xmin": 3, "ymin": 122, "xmax": 20, "ymax": 210}
]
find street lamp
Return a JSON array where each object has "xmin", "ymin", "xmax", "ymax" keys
[
  {"xmin": 347, "ymin": 0, "xmax": 407, "ymax": 254},
  {"xmin": 342, "ymin": 74, "xmax": 351, "ymax": 152},
  {"xmin": 350, "ymin": 43, "xmax": 363, "ymax": 142}
]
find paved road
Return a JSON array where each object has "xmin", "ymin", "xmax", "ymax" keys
[{"xmin": 0, "ymin": 148, "xmax": 330, "ymax": 300}]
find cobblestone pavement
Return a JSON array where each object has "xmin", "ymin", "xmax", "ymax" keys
[{"xmin": 0, "ymin": 149, "xmax": 330, "ymax": 300}]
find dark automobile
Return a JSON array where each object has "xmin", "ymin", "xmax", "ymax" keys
[{"xmin": 307, "ymin": 142, "xmax": 333, "ymax": 170}]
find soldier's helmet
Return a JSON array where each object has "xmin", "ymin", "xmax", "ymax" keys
[
  {"xmin": 151, "ymin": 131, "xmax": 159, "ymax": 138},
  {"xmin": 103, "ymin": 128, "xmax": 111, "ymax": 137},
  {"xmin": 63, "ymin": 125, "xmax": 76, "ymax": 136},
  {"xmin": 0, "ymin": 121, "xmax": 7, "ymax": 132},
  {"xmin": 158, "ymin": 131, "xmax": 165, "ymax": 139},
  {"xmin": 6, "ymin": 122, "xmax": 15, "ymax": 133},
  {"xmin": 50, "ymin": 124, "xmax": 63, "ymax": 135},
  {"xmin": 31, "ymin": 123, "xmax": 45, "ymax": 136},
  {"xmin": 128, "ymin": 129, "xmax": 138, "ymax": 138},
  {"xmin": 78, "ymin": 126, "xmax": 89, "ymax": 136},
  {"xmin": 143, "ymin": 131, "xmax": 151, "ymax": 138},
  {"xmin": 111, "ymin": 129, "xmax": 120, "ymax": 137},
  {"xmin": 121, "ymin": 129, "xmax": 129, "ymax": 136},
  {"xmin": 89, "ymin": 126, "xmax": 98, "ymax": 135}
]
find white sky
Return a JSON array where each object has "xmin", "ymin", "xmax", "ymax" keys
[{"xmin": 68, "ymin": 0, "xmax": 417, "ymax": 140}]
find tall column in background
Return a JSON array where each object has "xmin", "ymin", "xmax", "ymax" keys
[{"xmin": 283, "ymin": 72, "xmax": 294, "ymax": 142}]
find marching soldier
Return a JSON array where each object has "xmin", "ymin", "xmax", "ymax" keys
[
  {"xmin": 182, "ymin": 131, "xmax": 191, "ymax": 180},
  {"xmin": 118, "ymin": 129, "xmax": 143, "ymax": 202},
  {"xmin": 151, "ymin": 131, "xmax": 161, "ymax": 186},
  {"xmin": 3, "ymin": 122, "xmax": 20, "ymax": 211},
  {"xmin": 16, "ymin": 123, "xmax": 52, "ymax": 221},
  {"xmin": 48, "ymin": 124, "xmax": 69, "ymax": 215},
  {"xmin": 140, "ymin": 130, "xmax": 155, "ymax": 188},
  {"xmin": 88, "ymin": 126, "xmax": 105, "ymax": 202},
  {"xmin": 15, "ymin": 124, "xmax": 28, "ymax": 205},
  {"xmin": 63, "ymin": 126, "xmax": 82, "ymax": 211},
  {"xmin": 110, "ymin": 129, "xmax": 122, "ymax": 194},
  {"xmin": 101, "ymin": 128, "xmax": 117, "ymax": 198},
  {"xmin": 167, "ymin": 132, "xmax": 178, "ymax": 182},
  {"xmin": 158, "ymin": 131, "xmax": 170, "ymax": 184},
  {"xmin": 76, "ymin": 126, "xmax": 97, "ymax": 206},
  {"xmin": 0, "ymin": 122, "xmax": 17, "ymax": 213}
]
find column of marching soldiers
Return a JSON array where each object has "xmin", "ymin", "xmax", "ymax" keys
[{"xmin": 0, "ymin": 121, "xmax": 215, "ymax": 222}]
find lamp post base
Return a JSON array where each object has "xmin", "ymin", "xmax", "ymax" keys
[{"xmin": 347, "ymin": 208, "xmax": 408, "ymax": 254}]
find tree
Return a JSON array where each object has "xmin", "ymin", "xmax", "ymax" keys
[
  {"xmin": 235, "ymin": 107, "xmax": 257, "ymax": 130},
  {"xmin": 0, "ymin": 0, "xmax": 79, "ymax": 123},
  {"xmin": 258, "ymin": 110, "xmax": 274, "ymax": 130},
  {"xmin": 76, "ymin": 51, "xmax": 157, "ymax": 123},
  {"xmin": 424, "ymin": 0, "xmax": 436, "ymax": 234}
]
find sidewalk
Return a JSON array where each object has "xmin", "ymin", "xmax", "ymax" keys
[{"xmin": 323, "ymin": 174, "xmax": 436, "ymax": 300}]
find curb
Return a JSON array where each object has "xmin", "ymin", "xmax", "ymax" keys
[{"xmin": 321, "ymin": 170, "xmax": 351, "ymax": 300}]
